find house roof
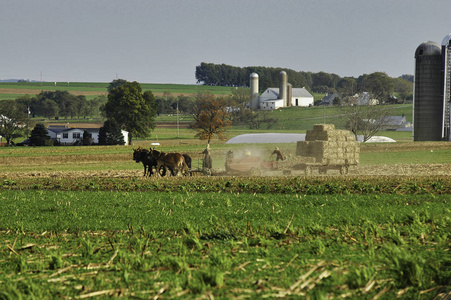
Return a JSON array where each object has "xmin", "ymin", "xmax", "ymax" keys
[
  {"xmin": 381, "ymin": 116, "xmax": 407, "ymax": 126},
  {"xmin": 357, "ymin": 92, "xmax": 371, "ymax": 105},
  {"xmin": 47, "ymin": 127, "xmax": 100, "ymax": 134},
  {"xmin": 259, "ymin": 87, "xmax": 313, "ymax": 101},
  {"xmin": 259, "ymin": 88, "xmax": 279, "ymax": 101},
  {"xmin": 322, "ymin": 93, "xmax": 341, "ymax": 103},
  {"xmin": 291, "ymin": 88, "xmax": 313, "ymax": 98}
]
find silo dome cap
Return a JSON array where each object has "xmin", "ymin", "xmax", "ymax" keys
[
  {"xmin": 415, "ymin": 41, "xmax": 441, "ymax": 57},
  {"xmin": 442, "ymin": 33, "xmax": 451, "ymax": 46},
  {"xmin": 250, "ymin": 73, "xmax": 259, "ymax": 78}
]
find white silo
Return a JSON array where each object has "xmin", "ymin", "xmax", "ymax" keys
[
  {"xmin": 250, "ymin": 72, "xmax": 259, "ymax": 109},
  {"xmin": 287, "ymin": 83, "xmax": 292, "ymax": 107},
  {"xmin": 279, "ymin": 71, "xmax": 287, "ymax": 107}
]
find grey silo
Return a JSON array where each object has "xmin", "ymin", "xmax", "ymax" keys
[
  {"xmin": 250, "ymin": 72, "xmax": 259, "ymax": 109},
  {"xmin": 442, "ymin": 34, "xmax": 451, "ymax": 141},
  {"xmin": 279, "ymin": 71, "xmax": 287, "ymax": 106},
  {"xmin": 413, "ymin": 41, "xmax": 443, "ymax": 141}
]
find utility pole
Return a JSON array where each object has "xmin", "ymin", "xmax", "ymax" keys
[{"xmin": 176, "ymin": 102, "xmax": 179, "ymax": 138}]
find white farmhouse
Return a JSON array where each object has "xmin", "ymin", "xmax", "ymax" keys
[{"xmin": 47, "ymin": 127, "xmax": 129, "ymax": 145}]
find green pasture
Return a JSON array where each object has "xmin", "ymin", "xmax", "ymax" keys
[
  {"xmin": 360, "ymin": 148, "xmax": 451, "ymax": 165},
  {"xmin": 0, "ymin": 190, "xmax": 450, "ymax": 298},
  {"xmin": 1, "ymin": 190, "xmax": 450, "ymax": 232}
]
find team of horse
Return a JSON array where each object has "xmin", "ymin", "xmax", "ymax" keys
[{"xmin": 133, "ymin": 147, "xmax": 191, "ymax": 177}]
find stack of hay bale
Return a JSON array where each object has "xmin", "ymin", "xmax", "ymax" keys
[{"xmin": 296, "ymin": 124, "xmax": 359, "ymax": 166}]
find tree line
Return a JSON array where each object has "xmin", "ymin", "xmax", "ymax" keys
[
  {"xmin": 195, "ymin": 62, "xmax": 413, "ymax": 102},
  {"xmin": 15, "ymin": 91, "xmax": 106, "ymax": 120}
]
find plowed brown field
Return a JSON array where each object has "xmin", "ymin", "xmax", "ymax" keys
[{"xmin": 1, "ymin": 163, "xmax": 450, "ymax": 179}]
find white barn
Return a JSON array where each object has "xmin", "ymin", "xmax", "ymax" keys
[{"xmin": 258, "ymin": 87, "xmax": 314, "ymax": 110}]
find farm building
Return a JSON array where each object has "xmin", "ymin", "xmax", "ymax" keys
[
  {"xmin": 320, "ymin": 93, "xmax": 342, "ymax": 106},
  {"xmin": 259, "ymin": 87, "xmax": 314, "ymax": 110},
  {"xmin": 356, "ymin": 92, "xmax": 379, "ymax": 106},
  {"xmin": 249, "ymin": 71, "xmax": 314, "ymax": 110},
  {"xmin": 47, "ymin": 126, "xmax": 129, "ymax": 145},
  {"xmin": 379, "ymin": 116, "xmax": 412, "ymax": 131}
]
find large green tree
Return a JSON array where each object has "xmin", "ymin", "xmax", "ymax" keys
[
  {"xmin": 0, "ymin": 100, "xmax": 29, "ymax": 145},
  {"xmin": 98, "ymin": 119, "xmax": 125, "ymax": 145},
  {"xmin": 104, "ymin": 81, "xmax": 157, "ymax": 143}
]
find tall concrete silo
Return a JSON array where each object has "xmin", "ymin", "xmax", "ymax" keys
[
  {"xmin": 287, "ymin": 83, "xmax": 292, "ymax": 107},
  {"xmin": 279, "ymin": 71, "xmax": 287, "ymax": 107},
  {"xmin": 442, "ymin": 34, "xmax": 451, "ymax": 141},
  {"xmin": 250, "ymin": 72, "xmax": 259, "ymax": 109},
  {"xmin": 414, "ymin": 41, "xmax": 443, "ymax": 141}
]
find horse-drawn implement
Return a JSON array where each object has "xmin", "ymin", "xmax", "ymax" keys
[
  {"xmin": 224, "ymin": 124, "xmax": 360, "ymax": 176},
  {"xmin": 134, "ymin": 124, "xmax": 359, "ymax": 177},
  {"xmin": 225, "ymin": 153, "xmax": 278, "ymax": 176}
]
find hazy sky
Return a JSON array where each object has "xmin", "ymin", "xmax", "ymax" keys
[{"xmin": 1, "ymin": 0, "xmax": 451, "ymax": 84}]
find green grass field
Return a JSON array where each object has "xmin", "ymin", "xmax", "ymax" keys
[{"xmin": 1, "ymin": 188, "xmax": 450, "ymax": 299}]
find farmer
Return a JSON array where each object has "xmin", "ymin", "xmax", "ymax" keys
[
  {"xmin": 271, "ymin": 147, "xmax": 285, "ymax": 161},
  {"xmin": 201, "ymin": 144, "xmax": 212, "ymax": 170}
]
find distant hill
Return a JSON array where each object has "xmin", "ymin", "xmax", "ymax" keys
[{"xmin": 0, "ymin": 79, "xmax": 39, "ymax": 83}]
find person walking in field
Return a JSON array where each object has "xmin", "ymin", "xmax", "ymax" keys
[
  {"xmin": 202, "ymin": 144, "xmax": 212, "ymax": 170},
  {"xmin": 271, "ymin": 147, "xmax": 285, "ymax": 161}
]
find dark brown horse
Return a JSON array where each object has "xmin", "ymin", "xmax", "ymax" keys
[
  {"xmin": 149, "ymin": 149, "xmax": 188, "ymax": 176},
  {"xmin": 182, "ymin": 154, "xmax": 192, "ymax": 169},
  {"xmin": 133, "ymin": 147, "xmax": 149, "ymax": 176},
  {"xmin": 133, "ymin": 147, "xmax": 158, "ymax": 176}
]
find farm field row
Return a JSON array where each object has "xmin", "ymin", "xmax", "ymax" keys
[
  {"xmin": 0, "ymin": 82, "xmax": 234, "ymax": 100},
  {"xmin": 0, "ymin": 190, "xmax": 450, "ymax": 299},
  {"xmin": 0, "ymin": 141, "xmax": 450, "ymax": 175}
]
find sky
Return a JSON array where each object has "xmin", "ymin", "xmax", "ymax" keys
[{"xmin": 1, "ymin": 0, "xmax": 451, "ymax": 84}]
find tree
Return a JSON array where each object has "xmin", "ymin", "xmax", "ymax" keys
[
  {"xmin": 98, "ymin": 119, "xmax": 125, "ymax": 145},
  {"xmin": 337, "ymin": 77, "xmax": 357, "ymax": 96},
  {"xmin": 341, "ymin": 103, "xmax": 391, "ymax": 142},
  {"xmin": 87, "ymin": 95, "xmax": 107, "ymax": 118},
  {"xmin": 392, "ymin": 78, "xmax": 413, "ymax": 103},
  {"xmin": 228, "ymin": 87, "xmax": 250, "ymax": 106},
  {"xmin": 104, "ymin": 81, "xmax": 157, "ymax": 144},
  {"xmin": 29, "ymin": 123, "xmax": 51, "ymax": 146},
  {"xmin": 82, "ymin": 130, "xmax": 93, "ymax": 145},
  {"xmin": 357, "ymin": 72, "xmax": 394, "ymax": 102},
  {"xmin": 192, "ymin": 94, "xmax": 232, "ymax": 144},
  {"xmin": 34, "ymin": 90, "xmax": 80, "ymax": 119},
  {"xmin": 107, "ymin": 79, "xmax": 128, "ymax": 93},
  {"xmin": 0, "ymin": 100, "xmax": 29, "ymax": 145}
]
